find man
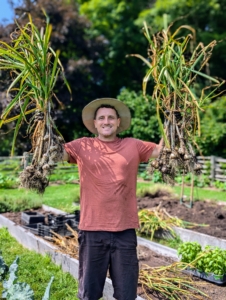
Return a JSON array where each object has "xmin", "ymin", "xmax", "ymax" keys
[{"xmin": 63, "ymin": 98, "xmax": 162, "ymax": 300}]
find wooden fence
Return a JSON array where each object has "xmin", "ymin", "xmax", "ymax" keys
[
  {"xmin": 0, "ymin": 155, "xmax": 226, "ymax": 182},
  {"xmin": 197, "ymin": 156, "xmax": 226, "ymax": 182}
]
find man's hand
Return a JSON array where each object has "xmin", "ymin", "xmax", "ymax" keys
[
  {"xmin": 151, "ymin": 138, "xmax": 163, "ymax": 158},
  {"xmin": 63, "ymin": 149, "xmax": 69, "ymax": 161}
]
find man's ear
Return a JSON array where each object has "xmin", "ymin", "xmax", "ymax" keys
[
  {"xmin": 94, "ymin": 119, "xmax": 97, "ymax": 128},
  {"xmin": 117, "ymin": 118, "xmax": 121, "ymax": 127}
]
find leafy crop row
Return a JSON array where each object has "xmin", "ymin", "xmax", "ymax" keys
[{"xmin": 178, "ymin": 242, "xmax": 226, "ymax": 278}]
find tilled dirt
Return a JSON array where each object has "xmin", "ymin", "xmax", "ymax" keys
[
  {"xmin": 137, "ymin": 244, "xmax": 226, "ymax": 300},
  {"xmin": 1, "ymin": 192, "xmax": 226, "ymax": 299},
  {"xmin": 137, "ymin": 190, "xmax": 226, "ymax": 239},
  {"xmin": 136, "ymin": 191, "xmax": 226, "ymax": 299}
]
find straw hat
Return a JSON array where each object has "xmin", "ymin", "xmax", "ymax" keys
[{"xmin": 82, "ymin": 98, "xmax": 131, "ymax": 135}]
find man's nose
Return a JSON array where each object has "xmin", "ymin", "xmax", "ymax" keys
[{"xmin": 103, "ymin": 117, "xmax": 110, "ymax": 123}]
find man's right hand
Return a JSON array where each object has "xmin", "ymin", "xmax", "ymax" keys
[{"xmin": 63, "ymin": 149, "xmax": 69, "ymax": 161}]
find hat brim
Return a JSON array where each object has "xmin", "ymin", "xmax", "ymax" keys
[{"xmin": 82, "ymin": 98, "xmax": 131, "ymax": 135}]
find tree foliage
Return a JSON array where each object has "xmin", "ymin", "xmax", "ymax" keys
[
  {"xmin": 118, "ymin": 88, "xmax": 160, "ymax": 142},
  {"xmin": 0, "ymin": 0, "xmax": 226, "ymax": 157},
  {"xmin": 77, "ymin": 0, "xmax": 153, "ymax": 95},
  {"xmin": 137, "ymin": 0, "xmax": 226, "ymax": 80},
  {"xmin": 0, "ymin": 0, "xmax": 107, "ymax": 154},
  {"xmin": 196, "ymin": 96, "xmax": 226, "ymax": 157}
]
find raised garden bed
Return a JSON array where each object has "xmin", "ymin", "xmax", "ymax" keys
[
  {"xmin": 1, "ymin": 204, "xmax": 226, "ymax": 299},
  {"xmin": 0, "ymin": 208, "xmax": 118, "ymax": 300}
]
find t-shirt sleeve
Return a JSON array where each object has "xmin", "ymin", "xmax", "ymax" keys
[
  {"xmin": 64, "ymin": 139, "xmax": 82, "ymax": 164},
  {"xmin": 135, "ymin": 139, "xmax": 157, "ymax": 162}
]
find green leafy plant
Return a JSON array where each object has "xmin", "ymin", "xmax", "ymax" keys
[
  {"xmin": 132, "ymin": 22, "xmax": 225, "ymax": 184},
  {"xmin": 0, "ymin": 255, "xmax": 54, "ymax": 300},
  {"xmin": 0, "ymin": 173, "xmax": 18, "ymax": 189},
  {"xmin": 175, "ymin": 173, "xmax": 210, "ymax": 188},
  {"xmin": 42, "ymin": 276, "xmax": 54, "ymax": 300},
  {"xmin": 178, "ymin": 242, "xmax": 226, "ymax": 278},
  {"xmin": 0, "ymin": 13, "xmax": 71, "ymax": 194},
  {"xmin": 195, "ymin": 246, "xmax": 226, "ymax": 277},
  {"xmin": 0, "ymin": 201, "xmax": 13, "ymax": 213},
  {"xmin": 0, "ymin": 196, "xmax": 42, "ymax": 213},
  {"xmin": 166, "ymin": 235, "xmax": 183, "ymax": 249},
  {"xmin": 178, "ymin": 242, "xmax": 202, "ymax": 263},
  {"xmin": 220, "ymin": 163, "xmax": 226, "ymax": 170},
  {"xmin": 139, "ymin": 171, "xmax": 151, "ymax": 181},
  {"xmin": 151, "ymin": 170, "xmax": 163, "ymax": 183},
  {"xmin": 214, "ymin": 180, "xmax": 226, "ymax": 191}
]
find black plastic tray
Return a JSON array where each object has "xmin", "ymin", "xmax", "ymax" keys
[
  {"xmin": 21, "ymin": 211, "xmax": 45, "ymax": 225},
  {"xmin": 186, "ymin": 268, "xmax": 226, "ymax": 285},
  {"xmin": 21, "ymin": 210, "xmax": 80, "ymax": 238},
  {"xmin": 22, "ymin": 223, "xmax": 75, "ymax": 237}
]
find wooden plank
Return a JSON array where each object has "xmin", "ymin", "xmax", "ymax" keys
[
  {"xmin": 215, "ymin": 176, "xmax": 226, "ymax": 182},
  {"xmin": 216, "ymin": 158, "xmax": 226, "ymax": 163},
  {"xmin": 0, "ymin": 156, "xmax": 23, "ymax": 160}
]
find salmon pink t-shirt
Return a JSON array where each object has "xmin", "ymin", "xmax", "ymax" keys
[{"xmin": 64, "ymin": 137, "xmax": 156, "ymax": 231}]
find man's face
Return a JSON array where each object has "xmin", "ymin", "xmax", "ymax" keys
[{"xmin": 94, "ymin": 107, "xmax": 120, "ymax": 140}]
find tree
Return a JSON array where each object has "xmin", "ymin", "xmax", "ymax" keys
[
  {"xmin": 196, "ymin": 96, "xmax": 226, "ymax": 157},
  {"xmin": 136, "ymin": 0, "xmax": 226, "ymax": 80},
  {"xmin": 0, "ymin": 0, "xmax": 106, "ymax": 155},
  {"xmin": 77, "ymin": 0, "xmax": 155, "ymax": 96},
  {"xmin": 117, "ymin": 88, "xmax": 160, "ymax": 142}
]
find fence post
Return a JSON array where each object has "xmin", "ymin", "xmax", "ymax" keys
[
  {"xmin": 210, "ymin": 155, "xmax": 216, "ymax": 183},
  {"xmin": 23, "ymin": 152, "xmax": 30, "ymax": 169}
]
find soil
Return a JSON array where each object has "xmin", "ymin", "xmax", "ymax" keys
[
  {"xmin": 1, "ymin": 192, "xmax": 226, "ymax": 299},
  {"xmin": 137, "ymin": 189, "xmax": 226, "ymax": 239}
]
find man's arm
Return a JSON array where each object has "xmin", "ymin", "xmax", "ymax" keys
[{"xmin": 150, "ymin": 138, "xmax": 163, "ymax": 158}]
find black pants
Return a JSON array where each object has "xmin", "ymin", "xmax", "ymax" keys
[{"xmin": 78, "ymin": 229, "xmax": 139, "ymax": 300}]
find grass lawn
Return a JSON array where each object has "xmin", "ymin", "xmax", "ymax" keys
[
  {"xmin": 0, "ymin": 183, "xmax": 80, "ymax": 212},
  {"xmin": 0, "ymin": 227, "xmax": 78, "ymax": 299},
  {"xmin": 137, "ymin": 181, "xmax": 226, "ymax": 202}
]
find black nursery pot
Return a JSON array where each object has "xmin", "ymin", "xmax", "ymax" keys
[{"xmin": 21, "ymin": 211, "xmax": 45, "ymax": 225}]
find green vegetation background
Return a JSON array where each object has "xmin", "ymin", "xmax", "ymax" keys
[{"xmin": 0, "ymin": 0, "xmax": 226, "ymax": 157}]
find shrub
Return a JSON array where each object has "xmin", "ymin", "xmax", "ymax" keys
[{"xmin": 0, "ymin": 173, "xmax": 18, "ymax": 189}]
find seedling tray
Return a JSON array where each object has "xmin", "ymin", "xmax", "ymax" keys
[
  {"xmin": 21, "ymin": 210, "xmax": 80, "ymax": 238},
  {"xmin": 23, "ymin": 223, "xmax": 74, "ymax": 237},
  {"xmin": 21, "ymin": 211, "xmax": 45, "ymax": 225},
  {"xmin": 22, "ymin": 223, "xmax": 39, "ymax": 235},
  {"xmin": 186, "ymin": 267, "xmax": 226, "ymax": 285}
]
